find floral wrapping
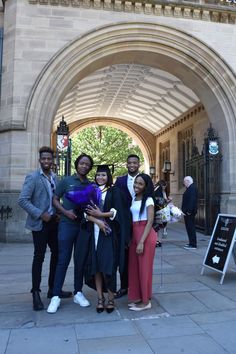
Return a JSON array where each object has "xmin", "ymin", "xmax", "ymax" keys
[
  {"xmin": 154, "ymin": 205, "xmax": 171, "ymax": 224},
  {"xmin": 65, "ymin": 183, "xmax": 102, "ymax": 210},
  {"xmin": 169, "ymin": 204, "xmax": 183, "ymax": 223},
  {"xmin": 154, "ymin": 203, "xmax": 183, "ymax": 229}
]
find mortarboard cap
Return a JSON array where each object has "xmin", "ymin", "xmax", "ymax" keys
[{"xmin": 95, "ymin": 164, "xmax": 114, "ymax": 174}]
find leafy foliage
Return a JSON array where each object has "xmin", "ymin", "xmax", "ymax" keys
[{"xmin": 71, "ymin": 126, "xmax": 144, "ymax": 179}]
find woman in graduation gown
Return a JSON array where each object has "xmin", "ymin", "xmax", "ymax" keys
[{"xmin": 85, "ymin": 165, "xmax": 128, "ymax": 313}]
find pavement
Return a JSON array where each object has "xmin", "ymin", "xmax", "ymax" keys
[{"xmin": 1, "ymin": 222, "xmax": 236, "ymax": 354}]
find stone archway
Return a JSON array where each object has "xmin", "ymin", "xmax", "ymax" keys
[
  {"xmin": 53, "ymin": 117, "xmax": 156, "ymax": 169},
  {"xmin": 25, "ymin": 21, "xmax": 236, "ymax": 210},
  {"xmin": 52, "ymin": 117, "xmax": 155, "ymax": 172}
]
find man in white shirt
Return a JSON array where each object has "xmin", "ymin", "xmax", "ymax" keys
[{"xmin": 114, "ymin": 154, "xmax": 140, "ymax": 298}]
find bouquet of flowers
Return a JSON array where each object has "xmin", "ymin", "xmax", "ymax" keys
[
  {"xmin": 65, "ymin": 183, "xmax": 102, "ymax": 210},
  {"xmin": 169, "ymin": 204, "xmax": 183, "ymax": 223},
  {"xmin": 154, "ymin": 205, "xmax": 171, "ymax": 225}
]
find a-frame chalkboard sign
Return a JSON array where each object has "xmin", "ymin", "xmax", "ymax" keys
[{"xmin": 201, "ymin": 214, "xmax": 236, "ymax": 284}]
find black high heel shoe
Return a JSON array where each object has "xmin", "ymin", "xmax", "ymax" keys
[
  {"xmin": 106, "ymin": 299, "xmax": 115, "ymax": 314},
  {"xmin": 156, "ymin": 241, "xmax": 162, "ymax": 248},
  {"xmin": 96, "ymin": 297, "xmax": 105, "ymax": 313}
]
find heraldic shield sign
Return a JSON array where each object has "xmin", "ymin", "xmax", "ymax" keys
[
  {"xmin": 57, "ymin": 135, "xmax": 69, "ymax": 151},
  {"xmin": 209, "ymin": 140, "xmax": 219, "ymax": 155}
]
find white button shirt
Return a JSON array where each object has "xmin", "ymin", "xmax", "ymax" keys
[{"xmin": 127, "ymin": 173, "xmax": 139, "ymax": 198}]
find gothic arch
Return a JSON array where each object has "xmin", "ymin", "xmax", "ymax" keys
[
  {"xmin": 52, "ymin": 117, "xmax": 155, "ymax": 170},
  {"xmin": 25, "ymin": 22, "xmax": 236, "ymax": 192}
]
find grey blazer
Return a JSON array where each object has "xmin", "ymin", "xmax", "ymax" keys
[{"xmin": 18, "ymin": 169, "xmax": 57, "ymax": 231}]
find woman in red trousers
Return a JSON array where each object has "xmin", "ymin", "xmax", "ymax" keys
[{"xmin": 128, "ymin": 173, "xmax": 156, "ymax": 311}]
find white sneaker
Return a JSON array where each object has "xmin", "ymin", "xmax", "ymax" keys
[
  {"xmin": 73, "ymin": 292, "xmax": 90, "ymax": 307},
  {"xmin": 47, "ymin": 296, "xmax": 60, "ymax": 314}
]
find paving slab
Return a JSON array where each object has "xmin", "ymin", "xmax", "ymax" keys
[
  {"xmin": 33, "ymin": 299, "xmax": 120, "ymax": 328},
  {"xmin": 200, "ymin": 320, "xmax": 236, "ymax": 353},
  {"xmin": 163, "ymin": 254, "xmax": 203, "ymax": 266},
  {"xmin": 153, "ymin": 281, "xmax": 209, "ymax": 294},
  {"xmin": 135, "ymin": 315, "xmax": 203, "ymax": 339},
  {"xmin": 1, "ymin": 223, "xmax": 236, "ymax": 353},
  {"xmin": 155, "ymin": 292, "xmax": 209, "ymax": 315},
  {"xmin": 0, "ymin": 311, "xmax": 39, "ymax": 330},
  {"xmin": 216, "ymin": 288, "xmax": 236, "ymax": 302},
  {"xmin": 190, "ymin": 308, "xmax": 236, "ymax": 325},
  {"xmin": 6, "ymin": 326, "xmax": 79, "ymax": 354},
  {"xmin": 156, "ymin": 263, "xmax": 203, "ymax": 276},
  {"xmin": 152, "ymin": 272, "xmax": 200, "ymax": 284},
  {"xmin": 148, "ymin": 334, "xmax": 228, "ymax": 354},
  {"xmin": 191, "ymin": 289, "xmax": 236, "ymax": 311},
  {"xmin": 78, "ymin": 334, "xmax": 154, "ymax": 354},
  {"xmin": 0, "ymin": 330, "xmax": 10, "ymax": 354},
  {"xmin": 75, "ymin": 320, "xmax": 137, "ymax": 339}
]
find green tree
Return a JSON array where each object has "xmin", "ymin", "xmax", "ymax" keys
[{"xmin": 71, "ymin": 126, "xmax": 144, "ymax": 178}]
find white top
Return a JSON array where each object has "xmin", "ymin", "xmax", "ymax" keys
[
  {"xmin": 93, "ymin": 185, "xmax": 117, "ymax": 250},
  {"xmin": 130, "ymin": 197, "xmax": 154, "ymax": 222}
]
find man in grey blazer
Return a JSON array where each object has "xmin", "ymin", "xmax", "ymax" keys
[{"xmin": 18, "ymin": 146, "xmax": 71, "ymax": 311}]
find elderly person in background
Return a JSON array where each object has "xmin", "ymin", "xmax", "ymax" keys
[{"xmin": 182, "ymin": 176, "xmax": 198, "ymax": 250}]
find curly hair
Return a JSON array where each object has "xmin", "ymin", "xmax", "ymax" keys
[
  {"xmin": 74, "ymin": 153, "xmax": 94, "ymax": 171},
  {"xmin": 39, "ymin": 146, "xmax": 54, "ymax": 157}
]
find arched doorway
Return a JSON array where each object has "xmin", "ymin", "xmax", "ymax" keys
[
  {"xmin": 25, "ymin": 22, "xmax": 236, "ymax": 213},
  {"xmin": 52, "ymin": 117, "xmax": 156, "ymax": 173}
]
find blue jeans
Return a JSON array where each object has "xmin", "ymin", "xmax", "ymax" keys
[{"xmin": 52, "ymin": 221, "xmax": 90, "ymax": 296}]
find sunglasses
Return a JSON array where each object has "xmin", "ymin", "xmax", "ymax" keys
[{"xmin": 50, "ymin": 181, "xmax": 55, "ymax": 194}]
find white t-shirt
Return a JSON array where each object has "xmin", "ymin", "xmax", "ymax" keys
[{"xmin": 130, "ymin": 197, "xmax": 154, "ymax": 222}]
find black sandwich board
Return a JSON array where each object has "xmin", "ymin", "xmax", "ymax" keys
[{"xmin": 201, "ymin": 214, "xmax": 236, "ymax": 284}]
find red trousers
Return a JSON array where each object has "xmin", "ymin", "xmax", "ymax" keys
[{"xmin": 128, "ymin": 221, "xmax": 156, "ymax": 303}]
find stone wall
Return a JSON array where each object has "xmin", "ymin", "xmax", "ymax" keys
[
  {"xmin": 1, "ymin": 0, "xmax": 236, "ymax": 188},
  {"xmin": 156, "ymin": 105, "xmax": 210, "ymax": 208},
  {"xmin": 0, "ymin": 0, "xmax": 235, "ymax": 240}
]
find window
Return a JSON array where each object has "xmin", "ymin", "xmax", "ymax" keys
[
  {"xmin": 178, "ymin": 127, "xmax": 193, "ymax": 188},
  {"xmin": 159, "ymin": 141, "xmax": 170, "ymax": 180}
]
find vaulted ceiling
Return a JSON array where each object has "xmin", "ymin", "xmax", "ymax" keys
[{"xmin": 54, "ymin": 63, "xmax": 199, "ymax": 134}]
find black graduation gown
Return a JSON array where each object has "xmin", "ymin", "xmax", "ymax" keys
[{"xmin": 85, "ymin": 185, "xmax": 128, "ymax": 292}]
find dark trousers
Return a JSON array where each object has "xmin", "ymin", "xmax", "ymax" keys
[
  {"xmin": 184, "ymin": 214, "xmax": 197, "ymax": 247},
  {"xmin": 120, "ymin": 246, "xmax": 129, "ymax": 290},
  {"xmin": 52, "ymin": 221, "xmax": 90, "ymax": 296},
  {"xmin": 32, "ymin": 219, "xmax": 58, "ymax": 292}
]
